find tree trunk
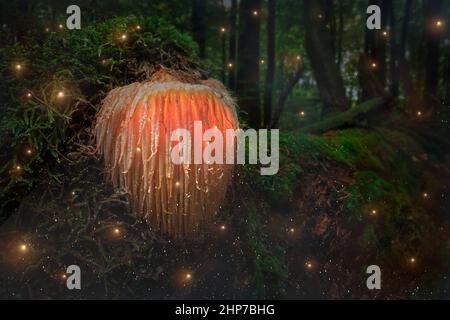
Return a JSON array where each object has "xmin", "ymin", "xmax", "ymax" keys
[
  {"xmin": 192, "ymin": 0, "xmax": 207, "ymax": 59},
  {"xmin": 422, "ymin": 0, "xmax": 443, "ymax": 114},
  {"xmin": 271, "ymin": 64, "xmax": 304, "ymax": 128},
  {"xmin": 303, "ymin": 0, "xmax": 348, "ymax": 114},
  {"xmin": 337, "ymin": 0, "xmax": 344, "ymax": 68},
  {"xmin": 228, "ymin": 0, "xmax": 238, "ymax": 91},
  {"xmin": 300, "ymin": 98, "xmax": 390, "ymax": 134},
  {"xmin": 263, "ymin": 0, "xmax": 276, "ymax": 127},
  {"xmin": 360, "ymin": 0, "xmax": 389, "ymax": 100},
  {"xmin": 237, "ymin": 0, "xmax": 262, "ymax": 128},
  {"xmin": 325, "ymin": 0, "xmax": 337, "ymax": 58},
  {"xmin": 396, "ymin": 0, "xmax": 419, "ymax": 107}
]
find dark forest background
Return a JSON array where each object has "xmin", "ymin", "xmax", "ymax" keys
[
  {"xmin": 0, "ymin": 0, "xmax": 449, "ymax": 299},
  {"xmin": 2, "ymin": 0, "xmax": 450, "ymax": 126}
]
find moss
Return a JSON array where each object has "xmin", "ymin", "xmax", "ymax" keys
[
  {"xmin": 259, "ymin": 128, "xmax": 439, "ymax": 286},
  {"xmin": 246, "ymin": 200, "xmax": 288, "ymax": 298},
  {"xmin": 343, "ymin": 170, "xmax": 436, "ymax": 264},
  {"xmin": 231, "ymin": 167, "xmax": 288, "ymax": 299},
  {"xmin": 0, "ymin": 16, "xmax": 200, "ymax": 220},
  {"xmin": 324, "ymin": 129, "xmax": 387, "ymax": 170}
]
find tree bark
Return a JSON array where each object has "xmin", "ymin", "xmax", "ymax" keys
[
  {"xmin": 263, "ymin": 0, "xmax": 276, "ymax": 127},
  {"xmin": 237, "ymin": 0, "xmax": 262, "ymax": 128},
  {"xmin": 303, "ymin": 0, "xmax": 348, "ymax": 114},
  {"xmin": 300, "ymin": 98, "xmax": 390, "ymax": 134}
]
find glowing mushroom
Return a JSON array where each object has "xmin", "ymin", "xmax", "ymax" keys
[{"xmin": 94, "ymin": 69, "xmax": 238, "ymax": 238}]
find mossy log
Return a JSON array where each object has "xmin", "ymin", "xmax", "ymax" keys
[{"xmin": 300, "ymin": 98, "xmax": 390, "ymax": 134}]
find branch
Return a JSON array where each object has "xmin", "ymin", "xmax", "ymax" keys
[
  {"xmin": 270, "ymin": 64, "xmax": 304, "ymax": 128},
  {"xmin": 299, "ymin": 97, "xmax": 390, "ymax": 134}
]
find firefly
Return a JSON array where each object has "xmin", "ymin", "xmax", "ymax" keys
[
  {"xmin": 19, "ymin": 244, "xmax": 28, "ymax": 252},
  {"xmin": 57, "ymin": 91, "xmax": 65, "ymax": 98},
  {"xmin": 185, "ymin": 273, "xmax": 192, "ymax": 280},
  {"xmin": 417, "ymin": 111, "xmax": 422, "ymax": 117},
  {"xmin": 15, "ymin": 64, "xmax": 22, "ymax": 71},
  {"xmin": 220, "ymin": 225, "xmax": 226, "ymax": 231},
  {"xmin": 423, "ymin": 192, "xmax": 429, "ymax": 198},
  {"xmin": 58, "ymin": 24, "xmax": 64, "ymax": 29},
  {"xmin": 113, "ymin": 228, "xmax": 120, "ymax": 235},
  {"xmin": 228, "ymin": 63, "xmax": 233, "ymax": 68},
  {"xmin": 120, "ymin": 34, "xmax": 127, "ymax": 41},
  {"xmin": 253, "ymin": 11, "xmax": 258, "ymax": 16},
  {"xmin": 26, "ymin": 92, "xmax": 32, "ymax": 98},
  {"xmin": 26, "ymin": 149, "xmax": 32, "ymax": 155},
  {"xmin": 136, "ymin": 25, "xmax": 141, "ymax": 30},
  {"xmin": 220, "ymin": 27, "xmax": 226, "ymax": 33}
]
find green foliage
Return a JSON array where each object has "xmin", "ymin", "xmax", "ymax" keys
[
  {"xmin": 324, "ymin": 129, "xmax": 389, "ymax": 170},
  {"xmin": 346, "ymin": 170, "xmax": 436, "ymax": 263},
  {"xmin": 246, "ymin": 127, "xmax": 439, "ymax": 291},
  {"xmin": 324, "ymin": 130, "xmax": 437, "ymax": 264},
  {"xmin": 0, "ymin": 16, "xmax": 200, "ymax": 220},
  {"xmin": 231, "ymin": 167, "xmax": 289, "ymax": 299}
]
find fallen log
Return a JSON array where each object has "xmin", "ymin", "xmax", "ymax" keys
[{"xmin": 299, "ymin": 97, "xmax": 391, "ymax": 134}]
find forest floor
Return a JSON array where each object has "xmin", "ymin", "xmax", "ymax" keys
[{"xmin": 0, "ymin": 124, "xmax": 448, "ymax": 299}]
